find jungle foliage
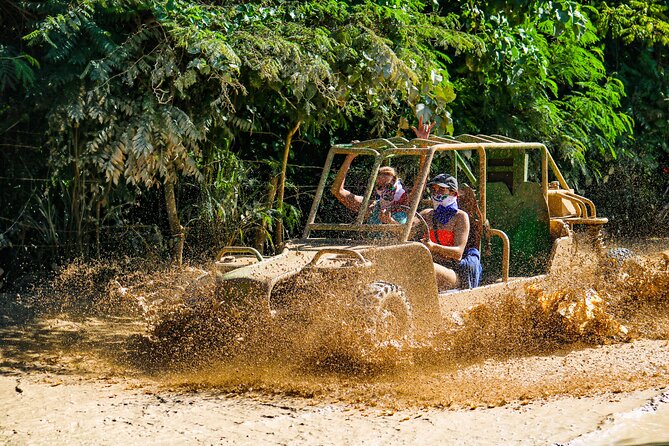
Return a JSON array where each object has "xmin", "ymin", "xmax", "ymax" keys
[{"xmin": 1, "ymin": 0, "xmax": 667, "ymax": 272}]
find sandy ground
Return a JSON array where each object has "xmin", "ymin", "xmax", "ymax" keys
[
  {"xmin": 1, "ymin": 370, "xmax": 667, "ymax": 446},
  {"xmin": 1, "ymin": 316, "xmax": 668, "ymax": 446}
]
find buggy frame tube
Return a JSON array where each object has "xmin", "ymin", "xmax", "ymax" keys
[
  {"xmin": 489, "ymin": 229, "xmax": 510, "ymax": 282},
  {"xmin": 398, "ymin": 147, "xmax": 436, "ymax": 241},
  {"xmin": 455, "ymin": 152, "xmax": 477, "ymax": 186},
  {"xmin": 545, "ymin": 148, "xmax": 571, "ymax": 191},
  {"xmin": 356, "ymin": 156, "xmax": 385, "ymax": 225},
  {"xmin": 302, "ymin": 146, "xmax": 380, "ymax": 238},
  {"xmin": 216, "ymin": 246, "xmax": 264, "ymax": 262},
  {"xmin": 477, "ymin": 145, "xmax": 487, "ymax": 224},
  {"xmin": 306, "ymin": 223, "xmax": 405, "ymax": 233}
]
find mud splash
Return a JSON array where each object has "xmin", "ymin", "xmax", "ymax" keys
[{"xmin": 2, "ymin": 243, "xmax": 668, "ymax": 409}]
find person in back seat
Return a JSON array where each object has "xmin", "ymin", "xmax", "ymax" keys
[
  {"xmin": 331, "ymin": 157, "xmax": 410, "ymax": 224},
  {"xmin": 331, "ymin": 118, "xmax": 435, "ymax": 225},
  {"xmin": 418, "ymin": 173, "xmax": 482, "ymax": 290}
]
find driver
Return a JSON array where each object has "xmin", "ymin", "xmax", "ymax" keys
[{"xmin": 418, "ymin": 174, "xmax": 482, "ymax": 290}]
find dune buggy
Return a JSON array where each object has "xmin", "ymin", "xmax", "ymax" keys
[{"xmin": 208, "ymin": 134, "xmax": 608, "ymax": 343}]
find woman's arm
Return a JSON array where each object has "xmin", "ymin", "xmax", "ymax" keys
[
  {"xmin": 330, "ymin": 154, "xmax": 363, "ymax": 212},
  {"xmin": 422, "ymin": 211, "xmax": 469, "ymax": 261}
]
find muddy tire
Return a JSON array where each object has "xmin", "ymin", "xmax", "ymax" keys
[
  {"xmin": 606, "ymin": 247, "xmax": 634, "ymax": 264},
  {"xmin": 361, "ymin": 281, "xmax": 413, "ymax": 347}
]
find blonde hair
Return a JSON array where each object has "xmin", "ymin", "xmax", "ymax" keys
[{"xmin": 378, "ymin": 166, "xmax": 397, "ymax": 180}]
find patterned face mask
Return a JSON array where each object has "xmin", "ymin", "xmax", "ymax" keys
[
  {"xmin": 376, "ymin": 179, "xmax": 405, "ymax": 209},
  {"xmin": 375, "ymin": 182, "xmax": 396, "ymax": 201},
  {"xmin": 431, "ymin": 193, "xmax": 457, "ymax": 210}
]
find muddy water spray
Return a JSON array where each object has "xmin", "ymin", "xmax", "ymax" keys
[{"xmin": 11, "ymin": 245, "xmax": 669, "ymax": 409}]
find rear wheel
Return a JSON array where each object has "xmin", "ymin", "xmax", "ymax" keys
[{"xmin": 361, "ymin": 281, "xmax": 413, "ymax": 347}]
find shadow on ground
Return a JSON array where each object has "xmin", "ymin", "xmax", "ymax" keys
[{"xmin": 0, "ymin": 308, "xmax": 146, "ymax": 377}]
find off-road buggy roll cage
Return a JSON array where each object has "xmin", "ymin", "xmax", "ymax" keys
[
  {"xmin": 205, "ymin": 134, "xmax": 611, "ymax": 342},
  {"xmin": 303, "ymin": 134, "xmax": 607, "ymax": 282}
]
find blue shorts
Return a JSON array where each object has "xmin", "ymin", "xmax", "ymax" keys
[
  {"xmin": 438, "ymin": 248, "xmax": 482, "ymax": 289},
  {"xmin": 456, "ymin": 248, "xmax": 482, "ymax": 289}
]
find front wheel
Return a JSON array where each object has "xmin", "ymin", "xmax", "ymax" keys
[
  {"xmin": 360, "ymin": 281, "xmax": 414, "ymax": 348},
  {"xmin": 605, "ymin": 247, "xmax": 634, "ymax": 265}
]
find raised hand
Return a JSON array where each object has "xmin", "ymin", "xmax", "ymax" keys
[{"xmin": 411, "ymin": 116, "xmax": 437, "ymax": 139}]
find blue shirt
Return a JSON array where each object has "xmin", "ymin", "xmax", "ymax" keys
[{"xmin": 367, "ymin": 201, "xmax": 408, "ymax": 224}]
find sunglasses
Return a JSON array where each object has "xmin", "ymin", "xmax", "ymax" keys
[{"xmin": 375, "ymin": 182, "xmax": 396, "ymax": 191}]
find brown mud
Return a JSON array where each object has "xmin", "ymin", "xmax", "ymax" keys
[{"xmin": 1, "ymin": 239, "xmax": 669, "ymax": 444}]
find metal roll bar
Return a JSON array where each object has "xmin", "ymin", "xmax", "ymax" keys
[
  {"xmin": 489, "ymin": 229, "xmax": 510, "ymax": 282},
  {"xmin": 306, "ymin": 248, "xmax": 371, "ymax": 268},
  {"xmin": 216, "ymin": 246, "xmax": 264, "ymax": 262},
  {"xmin": 305, "ymin": 139, "xmax": 567, "ymax": 244}
]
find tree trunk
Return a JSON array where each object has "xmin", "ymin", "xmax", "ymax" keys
[
  {"xmin": 164, "ymin": 179, "xmax": 184, "ymax": 265},
  {"xmin": 274, "ymin": 120, "xmax": 301, "ymax": 249},
  {"xmin": 254, "ymin": 175, "xmax": 278, "ymax": 253},
  {"xmin": 95, "ymin": 199, "xmax": 101, "ymax": 258},
  {"xmin": 71, "ymin": 125, "xmax": 84, "ymax": 256}
]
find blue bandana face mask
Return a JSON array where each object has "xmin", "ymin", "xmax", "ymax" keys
[{"xmin": 432, "ymin": 193, "xmax": 458, "ymax": 224}]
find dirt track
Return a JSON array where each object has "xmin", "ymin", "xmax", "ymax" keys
[
  {"xmin": 1, "ymin": 314, "xmax": 668, "ymax": 445},
  {"xmin": 1, "ymin": 371, "xmax": 666, "ymax": 446},
  {"xmin": 2, "ymin": 239, "xmax": 669, "ymax": 444}
]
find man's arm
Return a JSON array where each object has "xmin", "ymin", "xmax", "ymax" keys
[{"xmin": 411, "ymin": 116, "xmax": 436, "ymax": 140}]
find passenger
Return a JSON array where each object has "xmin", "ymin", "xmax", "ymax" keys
[
  {"xmin": 331, "ymin": 119, "xmax": 435, "ymax": 224},
  {"xmin": 418, "ymin": 173, "xmax": 482, "ymax": 290},
  {"xmin": 331, "ymin": 156, "xmax": 409, "ymax": 224}
]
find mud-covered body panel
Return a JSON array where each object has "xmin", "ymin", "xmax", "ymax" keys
[{"xmin": 217, "ymin": 239, "xmax": 442, "ymax": 337}]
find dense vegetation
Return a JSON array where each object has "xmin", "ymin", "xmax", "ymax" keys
[{"xmin": 1, "ymin": 0, "xmax": 668, "ymax": 275}]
